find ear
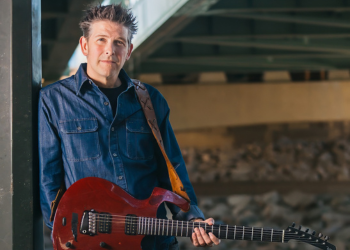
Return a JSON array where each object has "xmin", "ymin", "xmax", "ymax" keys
[
  {"xmin": 79, "ymin": 36, "xmax": 89, "ymax": 56},
  {"xmin": 126, "ymin": 43, "xmax": 134, "ymax": 60}
]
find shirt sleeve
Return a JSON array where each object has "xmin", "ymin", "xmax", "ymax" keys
[
  {"xmin": 38, "ymin": 91, "xmax": 64, "ymax": 230},
  {"xmin": 156, "ymin": 109, "xmax": 205, "ymax": 221}
]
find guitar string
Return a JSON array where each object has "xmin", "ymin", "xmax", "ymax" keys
[
  {"xmin": 81, "ymin": 225, "xmax": 331, "ymax": 246},
  {"xmin": 87, "ymin": 220, "xmax": 330, "ymax": 240},
  {"xmin": 89, "ymin": 218, "xmax": 325, "ymax": 236}
]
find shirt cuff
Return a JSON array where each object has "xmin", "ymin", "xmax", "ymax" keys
[{"xmin": 173, "ymin": 205, "xmax": 205, "ymax": 221}]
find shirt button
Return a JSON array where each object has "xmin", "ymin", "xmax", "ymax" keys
[
  {"xmin": 113, "ymin": 153, "xmax": 117, "ymax": 157},
  {"xmin": 77, "ymin": 126, "xmax": 81, "ymax": 130},
  {"xmin": 111, "ymin": 127, "xmax": 114, "ymax": 131},
  {"xmin": 104, "ymin": 101, "xmax": 109, "ymax": 106},
  {"xmin": 118, "ymin": 176, "xmax": 123, "ymax": 180}
]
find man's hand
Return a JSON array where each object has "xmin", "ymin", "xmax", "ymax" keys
[{"xmin": 191, "ymin": 218, "xmax": 221, "ymax": 247}]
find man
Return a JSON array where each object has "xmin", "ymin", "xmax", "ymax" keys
[{"xmin": 39, "ymin": 4, "xmax": 220, "ymax": 249}]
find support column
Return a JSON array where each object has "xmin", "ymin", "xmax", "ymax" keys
[{"xmin": 0, "ymin": 0, "xmax": 43, "ymax": 249}]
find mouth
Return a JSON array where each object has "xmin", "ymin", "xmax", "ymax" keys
[{"xmin": 100, "ymin": 60, "xmax": 116, "ymax": 64}]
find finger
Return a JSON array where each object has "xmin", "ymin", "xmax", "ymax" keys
[
  {"xmin": 195, "ymin": 227, "xmax": 206, "ymax": 246},
  {"xmin": 192, "ymin": 232, "xmax": 200, "ymax": 247},
  {"xmin": 200, "ymin": 227, "xmax": 213, "ymax": 245},
  {"xmin": 209, "ymin": 232, "xmax": 221, "ymax": 245},
  {"xmin": 205, "ymin": 218, "xmax": 215, "ymax": 225}
]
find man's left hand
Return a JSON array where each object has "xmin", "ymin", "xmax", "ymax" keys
[{"xmin": 191, "ymin": 218, "xmax": 221, "ymax": 247}]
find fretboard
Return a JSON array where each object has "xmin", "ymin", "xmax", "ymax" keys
[{"xmin": 135, "ymin": 218, "xmax": 284, "ymax": 243}]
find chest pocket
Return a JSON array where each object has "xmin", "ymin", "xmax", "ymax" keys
[
  {"xmin": 59, "ymin": 118, "xmax": 101, "ymax": 162},
  {"xmin": 126, "ymin": 119, "xmax": 155, "ymax": 160}
]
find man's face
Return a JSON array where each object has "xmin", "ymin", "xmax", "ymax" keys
[{"xmin": 79, "ymin": 20, "xmax": 133, "ymax": 83}]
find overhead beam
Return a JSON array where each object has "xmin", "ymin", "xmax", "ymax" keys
[
  {"xmin": 218, "ymin": 13, "xmax": 350, "ymax": 29},
  {"xmin": 202, "ymin": 7, "xmax": 350, "ymax": 15},
  {"xmin": 146, "ymin": 57, "xmax": 335, "ymax": 70},
  {"xmin": 172, "ymin": 37, "xmax": 350, "ymax": 54},
  {"xmin": 172, "ymin": 33, "xmax": 350, "ymax": 40}
]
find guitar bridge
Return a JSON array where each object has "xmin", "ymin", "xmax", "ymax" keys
[{"xmin": 80, "ymin": 210, "xmax": 112, "ymax": 236}]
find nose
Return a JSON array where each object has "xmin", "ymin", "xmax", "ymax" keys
[{"xmin": 105, "ymin": 42, "xmax": 115, "ymax": 55}]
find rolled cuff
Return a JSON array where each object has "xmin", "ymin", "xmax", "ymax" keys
[{"xmin": 173, "ymin": 205, "xmax": 205, "ymax": 221}]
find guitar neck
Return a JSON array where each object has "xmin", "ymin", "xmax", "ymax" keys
[{"xmin": 136, "ymin": 218, "xmax": 285, "ymax": 243}]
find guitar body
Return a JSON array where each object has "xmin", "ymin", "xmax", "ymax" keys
[{"xmin": 52, "ymin": 177, "xmax": 190, "ymax": 250}]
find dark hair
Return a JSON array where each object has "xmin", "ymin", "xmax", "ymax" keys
[{"xmin": 79, "ymin": 4, "xmax": 137, "ymax": 44}]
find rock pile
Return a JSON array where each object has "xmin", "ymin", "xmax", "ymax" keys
[
  {"xmin": 178, "ymin": 191, "xmax": 350, "ymax": 250},
  {"xmin": 182, "ymin": 137, "xmax": 350, "ymax": 182}
]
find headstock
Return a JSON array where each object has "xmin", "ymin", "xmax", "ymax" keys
[{"xmin": 284, "ymin": 223, "xmax": 336, "ymax": 250}]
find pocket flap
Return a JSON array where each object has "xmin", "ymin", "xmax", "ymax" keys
[
  {"xmin": 126, "ymin": 120, "xmax": 152, "ymax": 133},
  {"xmin": 59, "ymin": 118, "xmax": 98, "ymax": 133}
]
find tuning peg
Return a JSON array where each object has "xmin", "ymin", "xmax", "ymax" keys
[
  {"xmin": 318, "ymin": 233, "xmax": 323, "ymax": 238},
  {"xmin": 324, "ymin": 236, "xmax": 330, "ymax": 242},
  {"xmin": 291, "ymin": 222, "xmax": 295, "ymax": 227},
  {"xmin": 305, "ymin": 228, "xmax": 309, "ymax": 233},
  {"xmin": 312, "ymin": 231, "xmax": 316, "ymax": 236},
  {"xmin": 298, "ymin": 225, "xmax": 302, "ymax": 230}
]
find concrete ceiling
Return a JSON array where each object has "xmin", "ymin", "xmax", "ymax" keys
[
  {"xmin": 42, "ymin": 0, "xmax": 350, "ymax": 82},
  {"xmin": 128, "ymin": 0, "xmax": 350, "ymax": 83}
]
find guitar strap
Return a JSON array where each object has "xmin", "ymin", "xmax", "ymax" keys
[
  {"xmin": 132, "ymin": 79, "xmax": 191, "ymax": 204},
  {"xmin": 49, "ymin": 79, "xmax": 190, "ymax": 222}
]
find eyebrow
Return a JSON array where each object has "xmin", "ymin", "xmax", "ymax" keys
[{"xmin": 95, "ymin": 34, "xmax": 127, "ymax": 42}]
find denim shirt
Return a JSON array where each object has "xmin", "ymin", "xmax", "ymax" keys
[{"xmin": 39, "ymin": 63, "xmax": 204, "ymax": 249}]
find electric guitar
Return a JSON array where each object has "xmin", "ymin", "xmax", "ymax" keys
[{"xmin": 52, "ymin": 177, "xmax": 336, "ymax": 250}]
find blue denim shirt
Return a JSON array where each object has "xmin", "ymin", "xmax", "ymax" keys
[{"xmin": 39, "ymin": 63, "xmax": 204, "ymax": 249}]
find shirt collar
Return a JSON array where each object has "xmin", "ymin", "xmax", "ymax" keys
[{"xmin": 74, "ymin": 63, "xmax": 135, "ymax": 95}]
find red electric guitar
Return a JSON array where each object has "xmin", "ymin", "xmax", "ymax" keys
[{"xmin": 52, "ymin": 177, "xmax": 336, "ymax": 250}]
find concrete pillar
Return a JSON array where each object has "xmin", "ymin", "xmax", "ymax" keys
[{"xmin": 0, "ymin": 0, "xmax": 43, "ymax": 249}]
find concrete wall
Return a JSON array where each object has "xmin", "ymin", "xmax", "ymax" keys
[{"xmin": 155, "ymin": 80, "xmax": 350, "ymax": 131}]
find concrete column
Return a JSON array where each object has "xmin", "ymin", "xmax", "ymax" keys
[{"xmin": 0, "ymin": 0, "xmax": 43, "ymax": 249}]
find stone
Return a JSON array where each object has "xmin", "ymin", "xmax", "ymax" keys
[
  {"xmin": 282, "ymin": 191, "xmax": 316, "ymax": 208},
  {"xmin": 227, "ymin": 195, "xmax": 252, "ymax": 207},
  {"xmin": 206, "ymin": 203, "xmax": 230, "ymax": 219}
]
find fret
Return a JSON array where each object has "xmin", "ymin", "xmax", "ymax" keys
[
  {"xmin": 234, "ymin": 225, "xmax": 236, "ymax": 240},
  {"xmin": 226, "ymin": 225, "xmax": 228, "ymax": 239},
  {"xmin": 282, "ymin": 230, "xmax": 285, "ymax": 243},
  {"xmin": 151, "ymin": 218, "xmax": 153, "ymax": 235},
  {"xmin": 143, "ymin": 217, "xmax": 146, "ymax": 235},
  {"xmin": 212, "ymin": 225, "xmax": 214, "ymax": 234},
  {"xmin": 158, "ymin": 219, "xmax": 161, "ymax": 235},
  {"xmin": 176, "ymin": 220, "xmax": 178, "ymax": 236},
  {"xmin": 271, "ymin": 229, "xmax": 273, "ymax": 242},
  {"xmin": 218, "ymin": 225, "xmax": 221, "ymax": 238},
  {"xmin": 181, "ymin": 221, "xmax": 184, "ymax": 237},
  {"xmin": 242, "ymin": 226, "xmax": 245, "ymax": 240},
  {"xmin": 154, "ymin": 218, "xmax": 157, "ymax": 235},
  {"xmin": 171, "ymin": 220, "xmax": 173, "ymax": 236},
  {"xmin": 261, "ymin": 228, "xmax": 263, "ymax": 241},
  {"xmin": 251, "ymin": 227, "xmax": 253, "ymax": 241},
  {"xmin": 205, "ymin": 223, "xmax": 207, "ymax": 232},
  {"xmin": 167, "ymin": 220, "xmax": 169, "ymax": 236},
  {"xmin": 162, "ymin": 220, "xmax": 165, "ymax": 236},
  {"xmin": 187, "ymin": 221, "xmax": 189, "ymax": 237},
  {"xmin": 193, "ymin": 221, "xmax": 195, "ymax": 234},
  {"xmin": 149, "ymin": 218, "xmax": 151, "ymax": 235}
]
